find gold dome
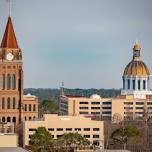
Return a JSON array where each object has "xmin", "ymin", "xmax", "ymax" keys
[{"xmin": 123, "ymin": 60, "xmax": 150, "ymax": 76}]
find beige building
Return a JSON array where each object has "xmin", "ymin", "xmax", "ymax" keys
[
  {"xmin": 23, "ymin": 114, "xmax": 104, "ymax": 148},
  {"xmin": 0, "ymin": 133, "xmax": 18, "ymax": 147},
  {"xmin": 60, "ymin": 42, "xmax": 152, "ymax": 121}
]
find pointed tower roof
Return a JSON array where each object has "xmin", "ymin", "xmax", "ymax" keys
[{"xmin": 1, "ymin": 16, "xmax": 19, "ymax": 48}]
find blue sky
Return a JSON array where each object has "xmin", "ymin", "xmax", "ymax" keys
[{"xmin": 0, "ymin": 0, "xmax": 152, "ymax": 89}]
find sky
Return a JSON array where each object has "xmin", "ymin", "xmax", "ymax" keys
[{"xmin": 0, "ymin": 0, "xmax": 152, "ymax": 89}]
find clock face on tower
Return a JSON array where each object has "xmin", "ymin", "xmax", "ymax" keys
[{"xmin": 6, "ymin": 53, "xmax": 14, "ymax": 61}]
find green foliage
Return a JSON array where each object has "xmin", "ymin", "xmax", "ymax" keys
[
  {"xmin": 24, "ymin": 88, "xmax": 121, "ymax": 102},
  {"xmin": 29, "ymin": 127, "xmax": 53, "ymax": 152},
  {"xmin": 58, "ymin": 132, "xmax": 90, "ymax": 146},
  {"xmin": 39, "ymin": 100, "xmax": 59, "ymax": 116},
  {"xmin": 28, "ymin": 127, "xmax": 90, "ymax": 152},
  {"xmin": 111, "ymin": 125, "xmax": 140, "ymax": 149}
]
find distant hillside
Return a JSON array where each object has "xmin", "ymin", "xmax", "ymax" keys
[{"xmin": 24, "ymin": 88, "xmax": 121, "ymax": 102}]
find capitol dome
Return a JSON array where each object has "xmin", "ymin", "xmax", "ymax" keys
[
  {"xmin": 123, "ymin": 60, "xmax": 150, "ymax": 76},
  {"xmin": 90, "ymin": 94, "xmax": 101, "ymax": 99},
  {"xmin": 123, "ymin": 42, "xmax": 150, "ymax": 77}
]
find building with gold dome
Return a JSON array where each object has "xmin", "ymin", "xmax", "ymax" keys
[
  {"xmin": 121, "ymin": 42, "xmax": 152, "ymax": 99},
  {"xmin": 59, "ymin": 42, "xmax": 152, "ymax": 120}
]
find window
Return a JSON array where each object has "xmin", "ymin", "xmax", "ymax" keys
[
  {"xmin": 57, "ymin": 128, "xmax": 63, "ymax": 131},
  {"xmin": 136, "ymin": 102, "xmax": 144, "ymax": 105},
  {"xmin": 84, "ymin": 128, "xmax": 90, "ymax": 131},
  {"xmin": 84, "ymin": 135, "xmax": 90, "ymax": 138},
  {"xmin": 33, "ymin": 104, "xmax": 36, "ymax": 111},
  {"xmin": 75, "ymin": 128, "xmax": 81, "ymax": 131},
  {"xmin": 1, "ymin": 74, "xmax": 5, "ymax": 90},
  {"xmin": 93, "ymin": 135, "xmax": 99, "ymax": 138},
  {"xmin": 7, "ymin": 98, "xmax": 11, "ymax": 109},
  {"xmin": 136, "ymin": 107, "xmax": 144, "ymax": 109},
  {"xmin": 2, "ymin": 97, "xmax": 5, "ymax": 109},
  {"xmin": 93, "ymin": 128, "xmax": 100, "ymax": 131},
  {"xmin": 7, "ymin": 117, "xmax": 11, "ymax": 122},
  {"xmin": 147, "ymin": 102, "xmax": 152, "ymax": 105},
  {"xmin": 13, "ymin": 97, "xmax": 16, "ymax": 109},
  {"xmin": 29, "ymin": 104, "xmax": 32, "ymax": 111},
  {"xmin": 124, "ymin": 102, "xmax": 133, "ymax": 105},
  {"xmin": 132, "ymin": 80, "xmax": 135, "ymax": 90},
  {"xmin": 2, "ymin": 117, "xmax": 5, "ymax": 122},
  {"xmin": 25, "ymin": 117, "xmax": 27, "ymax": 121},
  {"xmin": 79, "ymin": 112, "xmax": 88, "ymax": 114},
  {"xmin": 25, "ymin": 104, "xmax": 27, "ymax": 111},
  {"xmin": 103, "ymin": 102, "xmax": 111, "ymax": 105},
  {"xmin": 12, "ymin": 117, "xmax": 16, "ymax": 123},
  {"xmin": 79, "ymin": 102, "xmax": 88, "ymax": 104},
  {"xmin": 91, "ymin": 107, "xmax": 100, "ymax": 109},
  {"xmin": 7, "ymin": 74, "xmax": 11, "ymax": 90},
  {"xmin": 123, "ymin": 78, "xmax": 125, "ymax": 89},
  {"xmin": 29, "ymin": 117, "xmax": 31, "ymax": 120},
  {"xmin": 48, "ymin": 128, "xmax": 54, "ymax": 131},
  {"xmin": 138, "ymin": 80, "xmax": 140, "ymax": 90},
  {"xmin": 91, "ymin": 112, "xmax": 100, "ymax": 114},
  {"xmin": 79, "ymin": 107, "xmax": 88, "ymax": 109},
  {"xmin": 135, "ymin": 112, "xmax": 143, "ymax": 114},
  {"xmin": 66, "ymin": 128, "xmax": 72, "ymax": 131},
  {"xmin": 29, "ymin": 128, "xmax": 37, "ymax": 131},
  {"xmin": 102, "ymin": 111, "xmax": 111, "ymax": 114},
  {"xmin": 12, "ymin": 74, "xmax": 16, "ymax": 90},
  {"xmin": 102, "ymin": 107, "xmax": 111, "ymax": 109},
  {"xmin": 128, "ymin": 79, "xmax": 130, "ymax": 89},
  {"xmin": 124, "ymin": 107, "xmax": 133, "ymax": 110},
  {"xmin": 91, "ymin": 102, "xmax": 100, "ymax": 105},
  {"xmin": 143, "ymin": 80, "xmax": 146, "ymax": 90}
]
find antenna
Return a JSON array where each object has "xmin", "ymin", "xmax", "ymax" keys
[{"xmin": 6, "ymin": 0, "xmax": 12, "ymax": 16}]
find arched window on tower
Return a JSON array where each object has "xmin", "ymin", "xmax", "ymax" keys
[
  {"xmin": 143, "ymin": 80, "xmax": 146, "ymax": 90},
  {"xmin": 7, "ymin": 74, "xmax": 11, "ymax": 90},
  {"xmin": 7, "ymin": 98, "xmax": 11, "ymax": 109},
  {"xmin": 127, "ymin": 79, "xmax": 130, "ymax": 89},
  {"xmin": 1, "ymin": 74, "xmax": 5, "ymax": 90},
  {"xmin": 12, "ymin": 74, "xmax": 16, "ymax": 90},
  {"xmin": 2, "ymin": 97, "xmax": 5, "ymax": 109},
  {"xmin": 2, "ymin": 117, "xmax": 5, "ymax": 123},
  {"xmin": 12, "ymin": 117, "xmax": 16, "ymax": 123},
  {"xmin": 13, "ymin": 97, "xmax": 16, "ymax": 109},
  {"xmin": 7, "ymin": 117, "xmax": 11, "ymax": 122},
  {"xmin": 138, "ymin": 80, "xmax": 141, "ymax": 90}
]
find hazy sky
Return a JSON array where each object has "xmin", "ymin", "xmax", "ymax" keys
[{"xmin": 0, "ymin": 0, "xmax": 152, "ymax": 89}]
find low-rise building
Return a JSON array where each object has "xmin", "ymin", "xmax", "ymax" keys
[{"xmin": 23, "ymin": 114, "xmax": 104, "ymax": 148}]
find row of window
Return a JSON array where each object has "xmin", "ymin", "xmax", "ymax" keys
[
  {"xmin": 79, "ymin": 106, "xmax": 111, "ymax": 109},
  {"xmin": 29, "ymin": 128, "xmax": 100, "ymax": 132},
  {"xmin": 1, "ymin": 116, "xmax": 16, "ymax": 123},
  {"xmin": 124, "ymin": 102, "xmax": 145, "ymax": 105},
  {"xmin": 24, "ymin": 104, "xmax": 36, "ymax": 112},
  {"xmin": 29, "ymin": 134, "xmax": 99, "ymax": 139},
  {"xmin": 79, "ymin": 101, "xmax": 111, "ymax": 105},
  {"xmin": 0, "ymin": 116, "xmax": 37, "ymax": 123},
  {"xmin": 1, "ymin": 97, "xmax": 16, "ymax": 109},
  {"xmin": 79, "ymin": 111, "xmax": 111, "ymax": 115},
  {"xmin": 1, "ymin": 74, "xmax": 16, "ymax": 90},
  {"xmin": 123, "ymin": 79, "xmax": 146, "ymax": 90}
]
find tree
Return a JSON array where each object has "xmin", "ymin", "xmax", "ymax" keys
[
  {"xmin": 56, "ymin": 132, "xmax": 90, "ymax": 151},
  {"xmin": 29, "ymin": 127, "xmax": 53, "ymax": 152},
  {"xmin": 39, "ymin": 100, "xmax": 59, "ymax": 117},
  {"xmin": 111, "ymin": 125, "xmax": 139, "ymax": 150}
]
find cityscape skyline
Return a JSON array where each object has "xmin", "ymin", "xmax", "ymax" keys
[{"xmin": 0, "ymin": 0, "xmax": 152, "ymax": 89}]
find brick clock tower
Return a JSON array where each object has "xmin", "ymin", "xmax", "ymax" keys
[{"xmin": 0, "ymin": 16, "xmax": 23, "ymax": 126}]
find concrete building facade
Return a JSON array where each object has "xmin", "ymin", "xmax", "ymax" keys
[{"xmin": 23, "ymin": 114, "xmax": 104, "ymax": 148}]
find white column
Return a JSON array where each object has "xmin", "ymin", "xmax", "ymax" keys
[{"xmin": 140, "ymin": 78, "xmax": 143, "ymax": 91}]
